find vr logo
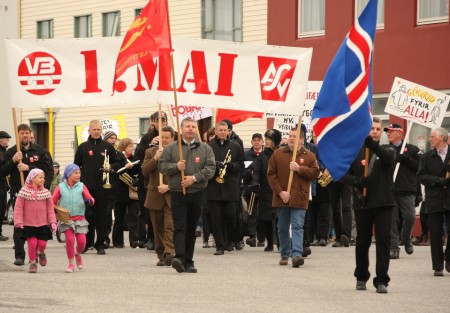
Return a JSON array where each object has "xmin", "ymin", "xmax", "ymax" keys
[
  {"xmin": 258, "ymin": 56, "xmax": 297, "ymax": 102},
  {"xmin": 18, "ymin": 51, "xmax": 62, "ymax": 96}
]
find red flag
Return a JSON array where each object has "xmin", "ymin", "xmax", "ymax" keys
[
  {"xmin": 215, "ymin": 109, "xmax": 264, "ymax": 125},
  {"xmin": 113, "ymin": 0, "xmax": 171, "ymax": 92}
]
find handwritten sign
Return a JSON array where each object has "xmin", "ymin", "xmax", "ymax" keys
[
  {"xmin": 385, "ymin": 77, "xmax": 449, "ymax": 129},
  {"xmin": 169, "ymin": 105, "xmax": 213, "ymax": 121},
  {"xmin": 76, "ymin": 114, "xmax": 127, "ymax": 144}
]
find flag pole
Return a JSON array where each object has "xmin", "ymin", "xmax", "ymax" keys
[
  {"xmin": 165, "ymin": 1, "xmax": 185, "ymax": 195},
  {"xmin": 362, "ymin": 148, "xmax": 369, "ymax": 197},
  {"xmin": 158, "ymin": 103, "xmax": 163, "ymax": 185},
  {"xmin": 393, "ymin": 120, "xmax": 413, "ymax": 181},
  {"xmin": 12, "ymin": 108, "xmax": 24, "ymax": 186},
  {"xmin": 287, "ymin": 114, "xmax": 303, "ymax": 193}
]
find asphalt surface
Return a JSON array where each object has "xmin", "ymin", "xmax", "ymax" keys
[{"xmin": 0, "ymin": 223, "xmax": 448, "ymax": 313}]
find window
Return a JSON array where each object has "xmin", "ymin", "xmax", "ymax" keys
[
  {"xmin": 298, "ymin": 0, "xmax": 325, "ymax": 38},
  {"xmin": 135, "ymin": 8, "xmax": 143, "ymax": 17},
  {"xmin": 37, "ymin": 20, "xmax": 53, "ymax": 39},
  {"xmin": 74, "ymin": 15, "xmax": 92, "ymax": 38},
  {"xmin": 356, "ymin": 0, "xmax": 385, "ymax": 28},
  {"xmin": 102, "ymin": 11, "xmax": 120, "ymax": 37},
  {"xmin": 202, "ymin": 0, "xmax": 242, "ymax": 42},
  {"xmin": 417, "ymin": 0, "xmax": 449, "ymax": 25},
  {"xmin": 139, "ymin": 118, "xmax": 150, "ymax": 139}
]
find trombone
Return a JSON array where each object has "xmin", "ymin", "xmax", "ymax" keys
[
  {"xmin": 118, "ymin": 172, "xmax": 138, "ymax": 192},
  {"xmin": 248, "ymin": 192, "xmax": 256, "ymax": 215}
]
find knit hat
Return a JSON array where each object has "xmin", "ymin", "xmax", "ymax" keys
[
  {"xmin": 25, "ymin": 168, "xmax": 44, "ymax": 185},
  {"xmin": 103, "ymin": 131, "xmax": 117, "ymax": 141},
  {"xmin": 264, "ymin": 129, "xmax": 282, "ymax": 147},
  {"xmin": 64, "ymin": 163, "xmax": 80, "ymax": 180}
]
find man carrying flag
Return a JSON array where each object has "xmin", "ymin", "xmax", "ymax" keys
[{"xmin": 312, "ymin": 0, "xmax": 396, "ymax": 293}]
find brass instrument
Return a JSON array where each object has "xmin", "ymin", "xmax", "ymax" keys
[
  {"xmin": 317, "ymin": 168, "xmax": 333, "ymax": 187},
  {"xmin": 102, "ymin": 149, "xmax": 112, "ymax": 189},
  {"xmin": 248, "ymin": 192, "xmax": 256, "ymax": 215},
  {"xmin": 119, "ymin": 172, "xmax": 138, "ymax": 192},
  {"xmin": 215, "ymin": 149, "xmax": 232, "ymax": 184}
]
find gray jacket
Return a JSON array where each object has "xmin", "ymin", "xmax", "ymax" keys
[{"xmin": 159, "ymin": 140, "xmax": 216, "ymax": 193}]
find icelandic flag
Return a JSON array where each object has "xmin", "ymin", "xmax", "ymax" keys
[{"xmin": 312, "ymin": 0, "xmax": 378, "ymax": 180}]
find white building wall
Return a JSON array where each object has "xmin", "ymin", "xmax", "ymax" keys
[{"xmin": 18, "ymin": 0, "xmax": 268, "ymax": 170}]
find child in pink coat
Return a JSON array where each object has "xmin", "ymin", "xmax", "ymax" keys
[
  {"xmin": 52, "ymin": 164, "xmax": 95, "ymax": 273},
  {"xmin": 14, "ymin": 169, "xmax": 57, "ymax": 273}
]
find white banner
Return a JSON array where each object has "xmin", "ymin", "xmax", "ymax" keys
[
  {"xmin": 4, "ymin": 37, "xmax": 312, "ymax": 114},
  {"xmin": 385, "ymin": 77, "xmax": 449, "ymax": 129},
  {"xmin": 168, "ymin": 105, "xmax": 213, "ymax": 121}
]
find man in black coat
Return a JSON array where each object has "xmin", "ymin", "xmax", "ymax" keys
[
  {"xmin": 74, "ymin": 120, "xmax": 119, "ymax": 255},
  {"xmin": 384, "ymin": 123, "xmax": 421, "ymax": 259},
  {"xmin": 417, "ymin": 126, "xmax": 450, "ymax": 276},
  {"xmin": 341, "ymin": 117, "xmax": 396, "ymax": 293},
  {"xmin": 207, "ymin": 121, "xmax": 244, "ymax": 255},
  {"xmin": 0, "ymin": 124, "xmax": 53, "ymax": 265}
]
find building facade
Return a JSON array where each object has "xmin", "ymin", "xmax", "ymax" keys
[{"xmin": 268, "ymin": 0, "xmax": 450, "ymax": 149}]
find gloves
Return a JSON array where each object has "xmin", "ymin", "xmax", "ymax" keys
[
  {"xmin": 355, "ymin": 176, "xmax": 368, "ymax": 189},
  {"xmin": 414, "ymin": 195, "xmax": 423, "ymax": 207},
  {"xmin": 251, "ymin": 185, "xmax": 260, "ymax": 193},
  {"xmin": 15, "ymin": 223, "xmax": 24, "ymax": 229},
  {"xmin": 50, "ymin": 223, "xmax": 57, "ymax": 233},
  {"xmin": 436, "ymin": 177, "xmax": 449, "ymax": 187},
  {"xmin": 215, "ymin": 161, "xmax": 225, "ymax": 170},
  {"xmin": 84, "ymin": 198, "xmax": 93, "ymax": 206},
  {"xmin": 364, "ymin": 136, "xmax": 379, "ymax": 150},
  {"xmin": 396, "ymin": 153, "xmax": 408, "ymax": 163}
]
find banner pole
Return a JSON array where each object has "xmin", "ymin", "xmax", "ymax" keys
[
  {"xmin": 158, "ymin": 103, "xmax": 163, "ymax": 185},
  {"xmin": 12, "ymin": 108, "xmax": 24, "ymax": 186},
  {"xmin": 393, "ymin": 120, "xmax": 413, "ymax": 182},
  {"xmin": 287, "ymin": 114, "xmax": 303, "ymax": 194}
]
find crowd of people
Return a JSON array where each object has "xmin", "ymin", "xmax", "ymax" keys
[{"xmin": 0, "ymin": 114, "xmax": 449, "ymax": 293}]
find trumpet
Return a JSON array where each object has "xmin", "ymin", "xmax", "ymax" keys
[
  {"xmin": 102, "ymin": 149, "xmax": 112, "ymax": 189},
  {"xmin": 318, "ymin": 168, "xmax": 333, "ymax": 187},
  {"xmin": 215, "ymin": 149, "xmax": 232, "ymax": 184},
  {"xmin": 118, "ymin": 172, "xmax": 138, "ymax": 192}
]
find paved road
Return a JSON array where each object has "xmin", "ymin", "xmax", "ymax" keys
[{"xmin": 0, "ymin": 223, "xmax": 448, "ymax": 313}]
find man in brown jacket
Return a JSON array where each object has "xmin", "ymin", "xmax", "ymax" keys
[
  {"xmin": 142, "ymin": 126, "xmax": 175, "ymax": 267},
  {"xmin": 267, "ymin": 128, "xmax": 319, "ymax": 268}
]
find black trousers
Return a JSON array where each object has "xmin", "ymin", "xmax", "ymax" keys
[
  {"xmin": 171, "ymin": 191, "xmax": 203, "ymax": 266},
  {"xmin": 85, "ymin": 189, "xmax": 109, "ymax": 251},
  {"xmin": 201, "ymin": 196, "xmax": 212, "ymax": 242},
  {"xmin": 309, "ymin": 201, "xmax": 332, "ymax": 240},
  {"xmin": 0, "ymin": 188, "xmax": 7, "ymax": 235},
  {"xmin": 354, "ymin": 206, "xmax": 393, "ymax": 287},
  {"xmin": 113, "ymin": 199, "xmax": 146, "ymax": 245},
  {"xmin": 246, "ymin": 198, "xmax": 266, "ymax": 242},
  {"xmin": 427, "ymin": 211, "xmax": 450, "ymax": 271},
  {"xmin": 330, "ymin": 182, "xmax": 352, "ymax": 239},
  {"xmin": 209, "ymin": 200, "xmax": 236, "ymax": 250}
]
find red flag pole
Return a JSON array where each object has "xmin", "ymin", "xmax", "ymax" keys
[{"xmin": 165, "ymin": 1, "xmax": 186, "ymax": 195}]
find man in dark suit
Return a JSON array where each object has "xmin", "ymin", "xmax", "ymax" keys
[{"xmin": 417, "ymin": 126, "xmax": 450, "ymax": 276}]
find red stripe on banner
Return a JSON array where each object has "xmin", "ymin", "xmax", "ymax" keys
[
  {"xmin": 347, "ymin": 70, "xmax": 369, "ymax": 106},
  {"xmin": 348, "ymin": 27, "xmax": 371, "ymax": 70}
]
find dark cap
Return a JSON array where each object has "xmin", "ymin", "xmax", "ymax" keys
[
  {"xmin": 0, "ymin": 131, "xmax": 11, "ymax": 139},
  {"xmin": 264, "ymin": 129, "xmax": 282, "ymax": 147},
  {"xmin": 251, "ymin": 133, "xmax": 263, "ymax": 140},
  {"xmin": 383, "ymin": 123, "xmax": 403, "ymax": 133},
  {"xmin": 150, "ymin": 111, "xmax": 168, "ymax": 121}
]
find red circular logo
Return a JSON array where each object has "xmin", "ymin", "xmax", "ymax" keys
[{"xmin": 17, "ymin": 51, "xmax": 62, "ymax": 95}]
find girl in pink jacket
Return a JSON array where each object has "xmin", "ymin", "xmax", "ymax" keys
[{"xmin": 14, "ymin": 168, "xmax": 57, "ymax": 273}]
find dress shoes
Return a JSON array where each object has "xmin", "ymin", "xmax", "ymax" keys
[
  {"xmin": 164, "ymin": 254, "xmax": 174, "ymax": 266},
  {"xmin": 264, "ymin": 245, "xmax": 274, "ymax": 252},
  {"xmin": 332, "ymin": 242, "xmax": 343, "ymax": 247},
  {"xmin": 14, "ymin": 258, "xmax": 25, "ymax": 266},
  {"xmin": 214, "ymin": 249, "xmax": 224, "ymax": 255},
  {"xmin": 156, "ymin": 259, "xmax": 166, "ymax": 266},
  {"xmin": 202, "ymin": 241, "xmax": 210, "ymax": 248},
  {"xmin": 302, "ymin": 246, "xmax": 312, "ymax": 257},
  {"xmin": 292, "ymin": 256, "xmax": 304, "ymax": 268},
  {"xmin": 356, "ymin": 281, "xmax": 367, "ymax": 290},
  {"xmin": 235, "ymin": 241, "xmax": 244, "ymax": 250},
  {"xmin": 404, "ymin": 242, "xmax": 414, "ymax": 255},
  {"xmin": 113, "ymin": 244, "xmax": 124, "ymax": 248},
  {"xmin": 434, "ymin": 269, "xmax": 444, "ymax": 276},
  {"xmin": 185, "ymin": 264, "xmax": 197, "ymax": 273},
  {"xmin": 171, "ymin": 257, "xmax": 185, "ymax": 273},
  {"xmin": 389, "ymin": 249, "xmax": 399, "ymax": 259},
  {"xmin": 246, "ymin": 237, "xmax": 256, "ymax": 247},
  {"xmin": 97, "ymin": 249, "xmax": 106, "ymax": 255},
  {"xmin": 318, "ymin": 239, "xmax": 327, "ymax": 246},
  {"xmin": 138, "ymin": 241, "xmax": 146, "ymax": 249},
  {"xmin": 340, "ymin": 235, "xmax": 350, "ymax": 247},
  {"xmin": 279, "ymin": 257, "xmax": 289, "ymax": 266},
  {"xmin": 131, "ymin": 241, "xmax": 139, "ymax": 248},
  {"xmin": 376, "ymin": 284, "xmax": 388, "ymax": 294},
  {"xmin": 225, "ymin": 245, "xmax": 234, "ymax": 252},
  {"xmin": 0, "ymin": 235, "xmax": 9, "ymax": 241}
]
